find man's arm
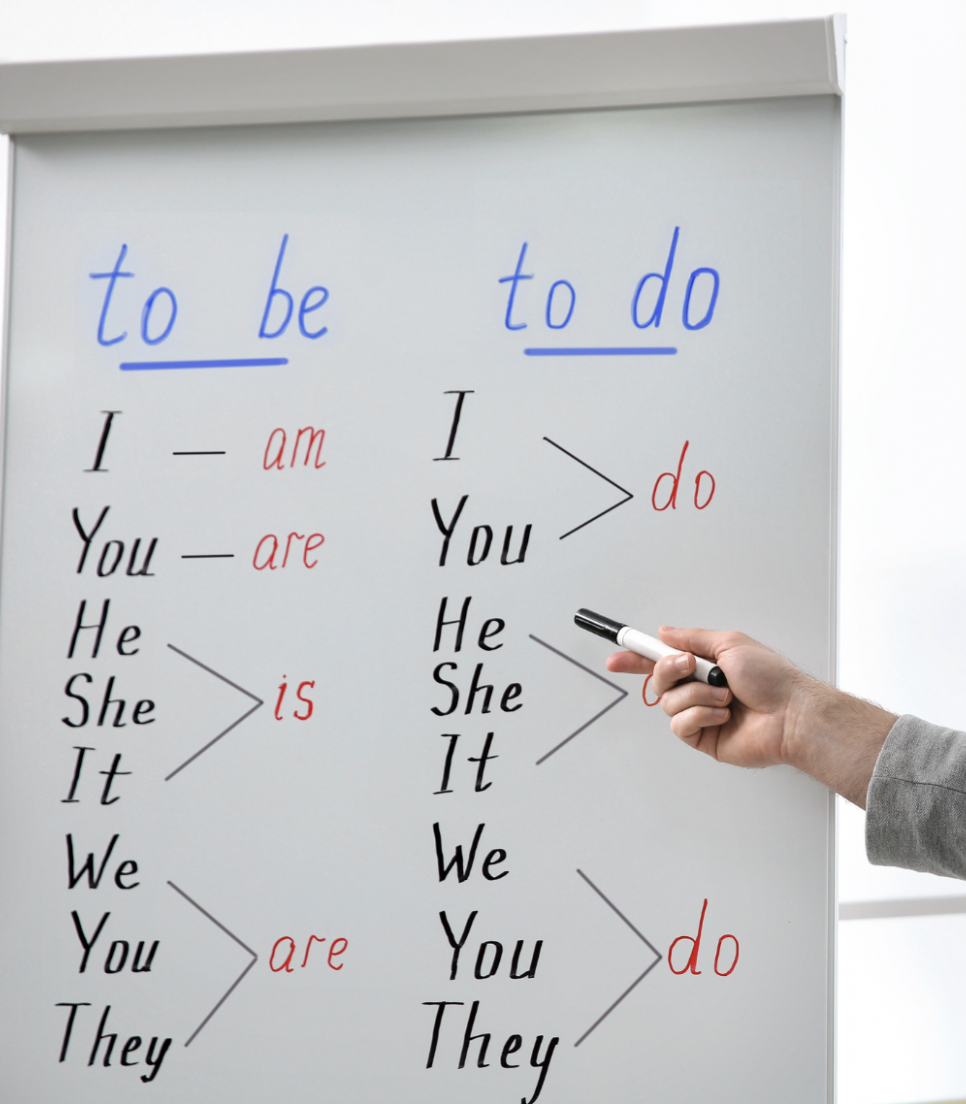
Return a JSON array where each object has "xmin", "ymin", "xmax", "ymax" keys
[
  {"xmin": 606, "ymin": 627, "xmax": 895, "ymax": 808},
  {"xmin": 607, "ymin": 627, "xmax": 966, "ymax": 879}
]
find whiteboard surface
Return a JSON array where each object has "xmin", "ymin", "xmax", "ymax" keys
[{"xmin": 0, "ymin": 96, "xmax": 838, "ymax": 1102}]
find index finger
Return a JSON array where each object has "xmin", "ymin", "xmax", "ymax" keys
[
  {"xmin": 658, "ymin": 626, "xmax": 734, "ymax": 662},
  {"xmin": 606, "ymin": 650, "xmax": 656, "ymax": 676}
]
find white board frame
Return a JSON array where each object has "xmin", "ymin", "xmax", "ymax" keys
[
  {"xmin": 0, "ymin": 17, "xmax": 844, "ymax": 134},
  {"xmin": 0, "ymin": 17, "xmax": 844, "ymax": 1101}
]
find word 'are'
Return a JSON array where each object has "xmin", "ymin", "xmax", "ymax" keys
[{"xmin": 269, "ymin": 935, "xmax": 348, "ymax": 972}]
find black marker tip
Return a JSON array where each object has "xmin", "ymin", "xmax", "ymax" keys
[
  {"xmin": 707, "ymin": 666, "xmax": 729, "ymax": 688},
  {"xmin": 575, "ymin": 608, "xmax": 625, "ymax": 644}
]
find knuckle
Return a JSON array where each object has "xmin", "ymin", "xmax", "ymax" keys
[
  {"xmin": 684, "ymin": 683, "xmax": 705, "ymax": 707},
  {"xmin": 671, "ymin": 706, "xmax": 696, "ymax": 734},
  {"xmin": 651, "ymin": 673, "xmax": 674, "ymax": 697}
]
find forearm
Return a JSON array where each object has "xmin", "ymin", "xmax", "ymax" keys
[
  {"xmin": 865, "ymin": 715, "xmax": 966, "ymax": 879},
  {"xmin": 782, "ymin": 676, "xmax": 897, "ymax": 808}
]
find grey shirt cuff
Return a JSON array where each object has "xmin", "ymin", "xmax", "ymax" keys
[{"xmin": 866, "ymin": 714, "xmax": 966, "ymax": 880}]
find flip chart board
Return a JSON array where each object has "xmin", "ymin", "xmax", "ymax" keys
[{"xmin": 0, "ymin": 19, "xmax": 843, "ymax": 1104}]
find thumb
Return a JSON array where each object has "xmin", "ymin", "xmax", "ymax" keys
[{"xmin": 658, "ymin": 626, "xmax": 731, "ymax": 663}]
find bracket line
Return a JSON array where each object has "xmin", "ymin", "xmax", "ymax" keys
[
  {"xmin": 164, "ymin": 645, "xmax": 263, "ymax": 780},
  {"xmin": 543, "ymin": 437, "xmax": 634, "ymax": 538},
  {"xmin": 574, "ymin": 869, "xmax": 663, "ymax": 1047},
  {"xmin": 168, "ymin": 880, "xmax": 258, "ymax": 1047},
  {"xmin": 530, "ymin": 635, "xmax": 628, "ymax": 764}
]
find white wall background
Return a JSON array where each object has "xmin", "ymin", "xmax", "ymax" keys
[{"xmin": 2, "ymin": 3, "xmax": 965, "ymax": 1102}]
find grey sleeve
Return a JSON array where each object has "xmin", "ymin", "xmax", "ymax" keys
[{"xmin": 866, "ymin": 714, "xmax": 966, "ymax": 880}]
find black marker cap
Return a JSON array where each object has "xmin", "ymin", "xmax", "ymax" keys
[
  {"xmin": 575, "ymin": 608, "xmax": 625, "ymax": 644},
  {"xmin": 708, "ymin": 666, "xmax": 729, "ymax": 688}
]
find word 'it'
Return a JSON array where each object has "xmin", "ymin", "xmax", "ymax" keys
[
  {"xmin": 269, "ymin": 935, "xmax": 348, "ymax": 972},
  {"xmin": 88, "ymin": 235, "xmax": 329, "ymax": 348},
  {"xmin": 434, "ymin": 732, "xmax": 498, "ymax": 795},
  {"xmin": 62, "ymin": 746, "xmax": 132, "ymax": 806},
  {"xmin": 498, "ymin": 232, "xmax": 720, "ymax": 333},
  {"xmin": 668, "ymin": 898, "xmax": 739, "ymax": 977}
]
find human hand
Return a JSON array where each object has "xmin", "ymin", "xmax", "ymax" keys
[
  {"xmin": 606, "ymin": 627, "xmax": 800, "ymax": 768},
  {"xmin": 606, "ymin": 627, "xmax": 896, "ymax": 807}
]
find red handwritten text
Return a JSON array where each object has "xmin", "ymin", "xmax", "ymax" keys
[
  {"xmin": 651, "ymin": 441, "xmax": 717, "ymax": 512},
  {"xmin": 263, "ymin": 426, "xmax": 326, "ymax": 470},
  {"xmin": 274, "ymin": 677, "xmax": 315, "ymax": 720},
  {"xmin": 253, "ymin": 532, "xmax": 324, "ymax": 570},
  {"xmin": 269, "ymin": 935, "xmax": 348, "ymax": 973},
  {"xmin": 668, "ymin": 898, "xmax": 739, "ymax": 977}
]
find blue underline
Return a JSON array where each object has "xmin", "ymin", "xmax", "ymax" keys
[
  {"xmin": 524, "ymin": 347, "xmax": 677, "ymax": 357},
  {"xmin": 120, "ymin": 358, "xmax": 289, "ymax": 371}
]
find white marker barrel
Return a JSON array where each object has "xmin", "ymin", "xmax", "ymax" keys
[{"xmin": 616, "ymin": 627, "xmax": 721, "ymax": 685}]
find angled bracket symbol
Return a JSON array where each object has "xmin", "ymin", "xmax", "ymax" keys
[
  {"xmin": 543, "ymin": 437, "xmax": 634, "ymax": 538},
  {"xmin": 165, "ymin": 644, "xmax": 263, "ymax": 781},
  {"xmin": 168, "ymin": 881, "xmax": 258, "ymax": 1046},
  {"xmin": 574, "ymin": 869, "xmax": 662, "ymax": 1047},
  {"xmin": 530, "ymin": 635, "xmax": 628, "ymax": 764}
]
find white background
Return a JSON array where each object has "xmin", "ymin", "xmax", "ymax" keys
[{"xmin": 2, "ymin": 3, "xmax": 965, "ymax": 1103}]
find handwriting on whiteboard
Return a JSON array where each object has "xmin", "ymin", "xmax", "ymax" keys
[
  {"xmin": 54, "ymin": 227, "xmax": 730, "ymax": 1099},
  {"xmin": 86, "ymin": 229, "xmax": 720, "ymax": 368},
  {"xmin": 501, "ymin": 232, "xmax": 720, "ymax": 355}
]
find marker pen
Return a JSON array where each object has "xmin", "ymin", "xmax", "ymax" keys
[{"xmin": 574, "ymin": 608, "xmax": 728, "ymax": 688}]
